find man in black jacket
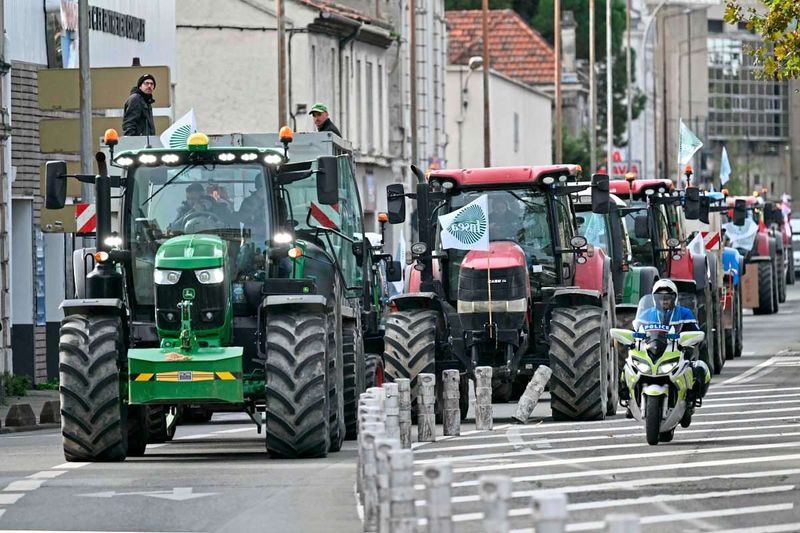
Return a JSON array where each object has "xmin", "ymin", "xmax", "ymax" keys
[
  {"xmin": 123, "ymin": 74, "xmax": 156, "ymax": 136},
  {"xmin": 309, "ymin": 103, "xmax": 342, "ymax": 137}
]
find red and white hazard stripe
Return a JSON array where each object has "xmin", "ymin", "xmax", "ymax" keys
[
  {"xmin": 75, "ymin": 203, "xmax": 96, "ymax": 234},
  {"xmin": 309, "ymin": 202, "xmax": 340, "ymax": 230},
  {"xmin": 701, "ymin": 231, "xmax": 720, "ymax": 250}
]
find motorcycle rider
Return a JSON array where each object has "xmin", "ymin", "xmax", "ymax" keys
[{"xmin": 637, "ymin": 279, "xmax": 710, "ymax": 400}]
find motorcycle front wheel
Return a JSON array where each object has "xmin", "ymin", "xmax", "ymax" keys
[{"xmin": 645, "ymin": 395, "xmax": 664, "ymax": 445}]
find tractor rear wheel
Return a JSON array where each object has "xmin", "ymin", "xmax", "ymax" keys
[
  {"xmin": 327, "ymin": 313, "xmax": 345, "ymax": 453},
  {"xmin": 734, "ymin": 284, "xmax": 744, "ymax": 358},
  {"xmin": 147, "ymin": 406, "xmax": 169, "ymax": 444},
  {"xmin": 787, "ymin": 247, "xmax": 796, "ymax": 285},
  {"xmin": 778, "ymin": 253, "xmax": 787, "ymax": 303},
  {"xmin": 342, "ymin": 322, "xmax": 365, "ymax": 440},
  {"xmin": 364, "ymin": 353, "xmax": 384, "ymax": 389},
  {"xmin": 697, "ymin": 286, "xmax": 716, "ymax": 375},
  {"xmin": 548, "ymin": 306, "xmax": 608, "ymax": 421},
  {"xmin": 384, "ymin": 310, "xmax": 437, "ymax": 413},
  {"xmin": 264, "ymin": 311, "xmax": 331, "ymax": 458},
  {"xmin": 59, "ymin": 315, "xmax": 128, "ymax": 462},
  {"xmin": 753, "ymin": 261, "xmax": 776, "ymax": 315},
  {"xmin": 127, "ymin": 405, "xmax": 148, "ymax": 457},
  {"xmin": 772, "ymin": 260, "xmax": 780, "ymax": 312}
]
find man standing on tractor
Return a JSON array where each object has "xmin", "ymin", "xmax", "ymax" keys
[
  {"xmin": 309, "ymin": 103, "xmax": 342, "ymax": 137},
  {"xmin": 123, "ymin": 74, "xmax": 157, "ymax": 136}
]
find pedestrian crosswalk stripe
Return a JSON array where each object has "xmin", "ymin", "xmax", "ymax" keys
[{"xmin": 713, "ymin": 523, "xmax": 800, "ymax": 533}]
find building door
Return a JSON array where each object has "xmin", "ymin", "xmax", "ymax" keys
[{"xmin": 11, "ymin": 198, "xmax": 34, "ymax": 379}]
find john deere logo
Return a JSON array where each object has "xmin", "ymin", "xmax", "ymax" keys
[
  {"xmin": 446, "ymin": 204, "xmax": 487, "ymax": 245},
  {"xmin": 182, "ymin": 288, "xmax": 196, "ymax": 300}
]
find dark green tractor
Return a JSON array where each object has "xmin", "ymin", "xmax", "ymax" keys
[{"xmin": 45, "ymin": 129, "xmax": 388, "ymax": 460}]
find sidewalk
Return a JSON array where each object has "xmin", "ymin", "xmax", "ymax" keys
[{"xmin": 0, "ymin": 389, "xmax": 60, "ymax": 434}]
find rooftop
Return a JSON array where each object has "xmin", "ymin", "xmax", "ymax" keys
[{"xmin": 446, "ymin": 9, "xmax": 555, "ymax": 86}]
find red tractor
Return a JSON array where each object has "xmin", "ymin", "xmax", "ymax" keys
[
  {"xmin": 383, "ymin": 165, "xmax": 617, "ymax": 421},
  {"xmin": 610, "ymin": 179, "xmax": 725, "ymax": 375}
]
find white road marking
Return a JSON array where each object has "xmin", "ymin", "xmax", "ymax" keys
[
  {"xmin": 53, "ymin": 462, "xmax": 89, "ymax": 469},
  {"xmin": 706, "ymin": 385, "xmax": 800, "ymax": 396},
  {"xmin": 212, "ymin": 428, "xmax": 254, "ymax": 434},
  {"xmin": 697, "ymin": 406, "xmax": 800, "ymax": 418},
  {"xmin": 0, "ymin": 510, "xmax": 4, "ymax": 520},
  {"xmin": 79, "ymin": 488, "xmax": 217, "ymax": 501},
  {"xmin": 704, "ymin": 391, "xmax": 800, "ymax": 402},
  {"xmin": 714, "ymin": 523, "xmax": 800, "ymax": 533},
  {"xmin": 722, "ymin": 353, "xmax": 785, "ymax": 385},
  {"xmin": 0, "ymin": 495, "xmax": 24, "ymax": 505},
  {"xmin": 427, "ymin": 485, "xmax": 795, "ymax": 524},
  {"xmin": 413, "ymin": 426, "xmax": 800, "ymax": 463},
  {"xmin": 676, "ymin": 398, "xmax": 800, "ymax": 410},
  {"xmin": 414, "ymin": 451, "xmax": 800, "ymax": 490},
  {"xmin": 414, "ymin": 467, "xmax": 800, "ymax": 506},
  {"xmin": 3, "ymin": 480, "xmax": 44, "ymax": 492},
  {"xmin": 173, "ymin": 434, "xmax": 214, "ymax": 440},
  {"xmin": 25, "ymin": 471, "xmax": 66, "ymax": 480}
]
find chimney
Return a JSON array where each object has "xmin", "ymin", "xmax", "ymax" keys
[{"xmin": 561, "ymin": 11, "xmax": 577, "ymax": 77}]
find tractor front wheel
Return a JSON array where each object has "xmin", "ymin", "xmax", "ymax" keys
[
  {"xmin": 59, "ymin": 315, "xmax": 129, "ymax": 462},
  {"xmin": 342, "ymin": 322, "xmax": 365, "ymax": 440},
  {"xmin": 264, "ymin": 311, "xmax": 331, "ymax": 458},
  {"xmin": 753, "ymin": 261, "xmax": 776, "ymax": 315},
  {"xmin": 549, "ymin": 306, "xmax": 608, "ymax": 421},
  {"xmin": 384, "ymin": 310, "xmax": 437, "ymax": 413}
]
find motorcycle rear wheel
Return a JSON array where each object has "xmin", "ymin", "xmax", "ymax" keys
[{"xmin": 645, "ymin": 395, "xmax": 664, "ymax": 445}]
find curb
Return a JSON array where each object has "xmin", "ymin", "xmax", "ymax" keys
[{"xmin": 0, "ymin": 423, "xmax": 60, "ymax": 435}]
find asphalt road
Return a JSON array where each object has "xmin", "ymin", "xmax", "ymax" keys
[{"xmin": 2, "ymin": 286, "xmax": 800, "ymax": 532}]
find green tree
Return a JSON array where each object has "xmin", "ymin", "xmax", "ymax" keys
[
  {"xmin": 561, "ymin": 128, "xmax": 594, "ymax": 170},
  {"xmin": 724, "ymin": 1, "xmax": 800, "ymax": 80},
  {"xmin": 598, "ymin": 49, "xmax": 647, "ymax": 147}
]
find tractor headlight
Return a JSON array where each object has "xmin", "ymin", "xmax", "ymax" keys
[
  {"xmin": 154, "ymin": 269, "xmax": 182, "ymax": 285},
  {"xmin": 634, "ymin": 360, "xmax": 652, "ymax": 374},
  {"xmin": 658, "ymin": 361, "xmax": 677, "ymax": 374},
  {"xmin": 195, "ymin": 267, "xmax": 225, "ymax": 284}
]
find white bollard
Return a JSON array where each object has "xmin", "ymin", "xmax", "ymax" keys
[
  {"xmin": 361, "ymin": 423, "xmax": 386, "ymax": 532},
  {"xmin": 475, "ymin": 367, "xmax": 493, "ymax": 431},
  {"xmin": 479, "ymin": 475, "xmax": 511, "ymax": 533},
  {"xmin": 384, "ymin": 382, "xmax": 400, "ymax": 440},
  {"xmin": 423, "ymin": 462, "xmax": 453, "ymax": 533},
  {"xmin": 374, "ymin": 437, "xmax": 401, "ymax": 533},
  {"xmin": 397, "ymin": 378, "xmax": 412, "ymax": 449},
  {"xmin": 530, "ymin": 491, "xmax": 568, "ymax": 533},
  {"xmin": 513, "ymin": 366, "xmax": 553, "ymax": 424},
  {"xmin": 442, "ymin": 370, "xmax": 461, "ymax": 436},
  {"xmin": 388, "ymin": 449, "xmax": 417, "ymax": 533},
  {"xmin": 417, "ymin": 373, "xmax": 436, "ymax": 442},
  {"xmin": 604, "ymin": 513, "xmax": 641, "ymax": 533}
]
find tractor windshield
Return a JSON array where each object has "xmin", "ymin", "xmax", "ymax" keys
[
  {"xmin": 128, "ymin": 163, "xmax": 271, "ymax": 306},
  {"xmin": 577, "ymin": 212, "xmax": 609, "ymax": 251},
  {"xmin": 441, "ymin": 189, "xmax": 555, "ymax": 295},
  {"xmin": 625, "ymin": 200, "xmax": 670, "ymax": 266}
]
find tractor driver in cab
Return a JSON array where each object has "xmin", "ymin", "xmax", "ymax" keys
[
  {"xmin": 636, "ymin": 279, "xmax": 709, "ymax": 399},
  {"xmin": 489, "ymin": 196, "xmax": 518, "ymax": 241}
]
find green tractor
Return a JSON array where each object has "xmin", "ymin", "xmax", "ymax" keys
[{"xmin": 45, "ymin": 129, "xmax": 394, "ymax": 460}]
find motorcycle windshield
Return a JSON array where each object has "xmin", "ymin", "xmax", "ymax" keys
[{"xmin": 633, "ymin": 294, "xmax": 696, "ymax": 333}]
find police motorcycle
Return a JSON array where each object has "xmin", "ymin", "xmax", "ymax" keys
[{"xmin": 611, "ymin": 293, "xmax": 710, "ymax": 445}]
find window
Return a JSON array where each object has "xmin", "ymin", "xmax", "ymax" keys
[
  {"xmin": 707, "ymin": 19, "xmax": 723, "ymax": 33},
  {"xmin": 366, "ymin": 61, "xmax": 374, "ymax": 152}
]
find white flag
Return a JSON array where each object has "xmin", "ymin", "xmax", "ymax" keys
[
  {"xmin": 678, "ymin": 119, "xmax": 703, "ymax": 166},
  {"xmin": 719, "ymin": 146, "xmax": 731, "ymax": 186},
  {"xmin": 439, "ymin": 195, "xmax": 490, "ymax": 251},
  {"xmin": 160, "ymin": 109, "xmax": 197, "ymax": 149},
  {"xmin": 688, "ymin": 232, "xmax": 706, "ymax": 257}
]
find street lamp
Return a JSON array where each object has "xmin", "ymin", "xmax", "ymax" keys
[{"xmin": 457, "ymin": 56, "xmax": 484, "ymax": 168}]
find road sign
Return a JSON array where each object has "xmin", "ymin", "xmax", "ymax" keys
[
  {"xmin": 37, "ymin": 66, "xmax": 171, "ymax": 111},
  {"xmin": 702, "ymin": 231, "xmax": 721, "ymax": 250},
  {"xmin": 40, "ymin": 116, "xmax": 171, "ymax": 153}
]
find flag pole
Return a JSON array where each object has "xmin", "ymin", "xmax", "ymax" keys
[{"xmin": 487, "ymin": 248, "xmax": 493, "ymax": 338}]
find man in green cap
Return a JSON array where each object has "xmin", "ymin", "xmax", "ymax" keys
[{"xmin": 309, "ymin": 103, "xmax": 342, "ymax": 137}]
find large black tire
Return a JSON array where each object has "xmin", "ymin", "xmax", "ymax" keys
[
  {"xmin": 59, "ymin": 315, "xmax": 129, "ymax": 462},
  {"xmin": 327, "ymin": 313, "xmax": 344, "ymax": 453},
  {"xmin": 264, "ymin": 311, "xmax": 331, "ymax": 458},
  {"xmin": 772, "ymin": 260, "xmax": 780, "ymax": 312},
  {"xmin": 753, "ymin": 261, "xmax": 776, "ymax": 315},
  {"xmin": 712, "ymin": 288, "xmax": 725, "ymax": 374},
  {"xmin": 383, "ymin": 310, "xmax": 437, "ymax": 413},
  {"xmin": 787, "ymin": 246, "xmax": 796, "ymax": 285},
  {"xmin": 342, "ymin": 322, "xmax": 365, "ymax": 440},
  {"xmin": 364, "ymin": 353, "xmax": 384, "ymax": 389},
  {"xmin": 147, "ymin": 406, "xmax": 169, "ymax": 444},
  {"xmin": 696, "ymin": 287, "xmax": 716, "ymax": 375},
  {"xmin": 645, "ymin": 395, "xmax": 663, "ymax": 446},
  {"xmin": 734, "ymin": 284, "xmax": 744, "ymax": 358},
  {"xmin": 127, "ymin": 405, "xmax": 148, "ymax": 457},
  {"xmin": 659, "ymin": 426, "xmax": 675, "ymax": 443},
  {"xmin": 778, "ymin": 252, "xmax": 787, "ymax": 303},
  {"xmin": 605, "ymin": 292, "xmax": 619, "ymax": 417},
  {"xmin": 492, "ymin": 379, "xmax": 513, "ymax": 403},
  {"xmin": 548, "ymin": 306, "xmax": 608, "ymax": 421}
]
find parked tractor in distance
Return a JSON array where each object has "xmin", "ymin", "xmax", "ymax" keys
[
  {"xmin": 45, "ymin": 129, "xmax": 395, "ymax": 461},
  {"xmin": 383, "ymin": 165, "xmax": 618, "ymax": 420}
]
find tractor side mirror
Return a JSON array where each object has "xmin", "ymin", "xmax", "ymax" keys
[
  {"xmin": 352, "ymin": 240, "xmax": 364, "ymax": 268},
  {"xmin": 699, "ymin": 196, "xmax": 711, "ymax": 224},
  {"xmin": 386, "ymin": 260, "xmax": 402, "ymax": 283},
  {"xmin": 316, "ymin": 156, "xmax": 339, "ymax": 206},
  {"xmin": 684, "ymin": 188, "xmax": 700, "ymax": 220},
  {"xmin": 591, "ymin": 173, "xmax": 610, "ymax": 214},
  {"xmin": 45, "ymin": 160, "xmax": 68, "ymax": 209},
  {"xmin": 634, "ymin": 215, "xmax": 649, "ymax": 239},
  {"xmin": 733, "ymin": 199, "xmax": 747, "ymax": 226},
  {"xmin": 387, "ymin": 183, "xmax": 406, "ymax": 224}
]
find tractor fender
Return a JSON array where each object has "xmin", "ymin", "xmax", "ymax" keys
[
  {"xmin": 61, "ymin": 298, "xmax": 125, "ymax": 317},
  {"xmin": 550, "ymin": 288, "xmax": 603, "ymax": 308},
  {"xmin": 389, "ymin": 292, "xmax": 446, "ymax": 314},
  {"xmin": 574, "ymin": 248, "xmax": 611, "ymax": 297},
  {"xmin": 668, "ymin": 250, "xmax": 695, "ymax": 283},
  {"xmin": 622, "ymin": 266, "xmax": 660, "ymax": 305},
  {"xmin": 692, "ymin": 254, "xmax": 708, "ymax": 291},
  {"xmin": 756, "ymin": 232, "xmax": 771, "ymax": 257},
  {"xmin": 72, "ymin": 248, "xmax": 96, "ymax": 299},
  {"xmin": 262, "ymin": 294, "xmax": 328, "ymax": 312}
]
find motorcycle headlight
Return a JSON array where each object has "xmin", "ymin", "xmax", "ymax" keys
[
  {"xmin": 154, "ymin": 269, "xmax": 182, "ymax": 285},
  {"xmin": 658, "ymin": 361, "xmax": 677, "ymax": 374},
  {"xmin": 195, "ymin": 267, "xmax": 225, "ymax": 285},
  {"xmin": 634, "ymin": 360, "xmax": 652, "ymax": 374}
]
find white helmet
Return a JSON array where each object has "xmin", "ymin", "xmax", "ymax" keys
[{"xmin": 652, "ymin": 279, "xmax": 678, "ymax": 297}]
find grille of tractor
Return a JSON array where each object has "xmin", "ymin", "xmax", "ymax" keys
[
  {"xmin": 155, "ymin": 272, "xmax": 227, "ymax": 332},
  {"xmin": 457, "ymin": 265, "xmax": 528, "ymax": 331}
]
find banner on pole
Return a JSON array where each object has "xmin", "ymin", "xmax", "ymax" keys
[{"xmin": 438, "ymin": 195, "xmax": 490, "ymax": 251}]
